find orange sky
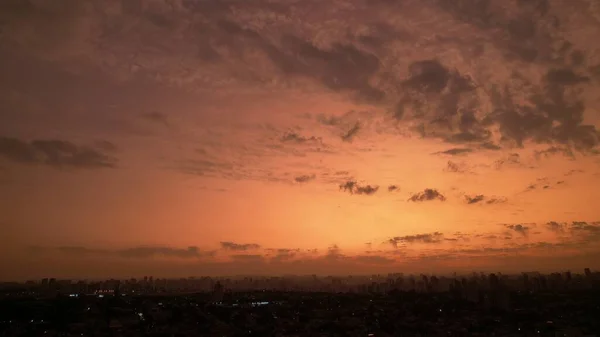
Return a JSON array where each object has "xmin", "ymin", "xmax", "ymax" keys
[{"xmin": 1, "ymin": 0, "xmax": 600, "ymax": 281}]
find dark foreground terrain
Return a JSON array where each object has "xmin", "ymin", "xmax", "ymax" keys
[{"xmin": 0, "ymin": 289, "xmax": 599, "ymax": 336}]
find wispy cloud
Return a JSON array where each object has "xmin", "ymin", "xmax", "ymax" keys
[
  {"xmin": 0, "ymin": 137, "xmax": 117, "ymax": 169},
  {"xmin": 45, "ymin": 246, "xmax": 215, "ymax": 259},
  {"xmin": 220, "ymin": 242, "xmax": 261, "ymax": 251},
  {"xmin": 388, "ymin": 232, "xmax": 444, "ymax": 248},
  {"xmin": 341, "ymin": 122, "xmax": 361, "ymax": 142},
  {"xmin": 434, "ymin": 148, "xmax": 473, "ymax": 156},
  {"xmin": 294, "ymin": 174, "xmax": 316, "ymax": 183}
]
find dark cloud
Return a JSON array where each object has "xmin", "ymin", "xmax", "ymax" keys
[
  {"xmin": 505, "ymin": 224, "xmax": 530, "ymax": 236},
  {"xmin": 388, "ymin": 232, "xmax": 444, "ymax": 248},
  {"xmin": 435, "ymin": 148, "xmax": 473, "ymax": 156},
  {"xmin": 489, "ymin": 74, "xmax": 599, "ymax": 150},
  {"xmin": 480, "ymin": 142, "xmax": 502, "ymax": 150},
  {"xmin": 271, "ymin": 35, "xmax": 385, "ymax": 103},
  {"xmin": 178, "ymin": 159, "xmax": 234, "ymax": 177},
  {"xmin": 56, "ymin": 246, "xmax": 107, "ymax": 256},
  {"xmin": 387, "ymin": 185, "xmax": 399, "ymax": 192},
  {"xmin": 356, "ymin": 22, "xmax": 411, "ymax": 50},
  {"xmin": 6, "ymin": 0, "xmax": 598, "ymax": 154},
  {"xmin": 0, "ymin": 137, "xmax": 117, "ymax": 169},
  {"xmin": 383, "ymin": 10, "xmax": 599, "ymax": 152},
  {"xmin": 294, "ymin": 174, "xmax": 316, "ymax": 183},
  {"xmin": 534, "ymin": 146, "xmax": 574, "ymax": 159},
  {"xmin": 339, "ymin": 180, "xmax": 379, "ymax": 196},
  {"xmin": 465, "ymin": 194, "xmax": 507, "ymax": 205},
  {"xmin": 545, "ymin": 221, "xmax": 565, "ymax": 233},
  {"xmin": 118, "ymin": 246, "xmax": 209, "ymax": 259},
  {"xmin": 280, "ymin": 132, "xmax": 321, "ymax": 144},
  {"xmin": 486, "ymin": 197, "xmax": 508, "ymax": 204},
  {"xmin": 209, "ymin": 19, "xmax": 386, "ymax": 103},
  {"xmin": 52, "ymin": 246, "xmax": 214, "ymax": 259},
  {"xmin": 355, "ymin": 184, "xmax": 379, "ymax": 195},
  {"xmin": 220, "ymin": 242, "xmax": 261, "ymax": 251},
  {"xmin": 341, "ymin": 122, "xmax": 361, "ymax": 142},
  {"xmin": 408, "ymin": 189, "xmax": 446, "ymax": 202},
  {"xmin": 540, "ymin": 221, "xmax": 600, "ymax": 244},
  {"xmin": 571, "ymin": 221, "xmax": 600, "ymax": 234},
  {"xmin": 404, "ymin": 59, "xmax": 451, "ymax": 93},
  {"xmin": 94, "ymin": 140, "xmax": 118, "ymax": 152},
  {"xmin": 465, "ymin": 194, "xmax": 485, "ymax": 204},
  {"xmin": 141, "ymin": 111, "xmax": 170, "ymax": 126},
  {"xmin": 324, "ymin": 244, "xmax": 344, "ymax": 260},
  {"xmin": 316, "ymin": 113, "xmax": 342, "ymax": 126},
  {"xmin": 494, "ymin": 153, "xmax": 521, "ymax": 169},
  {"xmin": 444, "ymin": 160, "xmax": 469, "ymax": 173},
  {"xmin": 544, "ymin": 68, "xmax": 590, "ymax": 85}
]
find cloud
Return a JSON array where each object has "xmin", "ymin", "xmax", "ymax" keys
[
  {"xmin": 480, "ymin": 142, "xmax": 502, "ymax": 151},
  {"xmin": 485, "ymin": 197, "xmax": 508, "ymax": 204},
  {"xmin": 542, "ymin": 221, "xmax": 600, "ymax": 244},
  {"xmin": 51, "ymin": 246, "xmax": 215, "ymax": 259},
  {"xmin": 220, "ymin": 241, "xmax": 261, "ymax": 251},
  {"xmin": 339, "ymin": 180, "xmax": 379, "ymax": 195},
  {"xmin": 435, "ymin": 148, "xmax": 473, "ymax": 156},
  {"xmin": 545, "ymin": 221, "xmax": 565, "ymax": 233},
  {"xmin": 341, "ymin": 122, "xmax": 361, "ymax": 142},
  {"xmin": 464, "ymin": 194, "xmax": 485, "ymax": 204},
  {"xmin": 408, "ymin": 189, "xmax": 446, "ymax": 202},
  {"xmin": 544, "ymin": 68, "xmax": 590, "ymax": 85},
  {"xmin": 523, "ymin": 177, "xmax": 565, "ymax": 192},
  {"xmin": 56, "ymin": 246, "xmax": 108, "ymax": 256},
  {"xmin": 570, "ymin": 221, "xmax": 600, "ymax": 243},
  {"xmin": 294, "ymin": 174, "xmax": 316, "ymax": 183},
  {"xmin": 178, "ymin": 159, "xmax": 235, "ymax": 177},
  {"xmin": 0, "ymin": 137, "xmax": 117, "ymax": 169},
  {"xmin": 505, "ymin": 224, "xmax": 530, "ymax": 236},
  {"xmin": 386, "ymin": 16, "xmax": 599, "ymax": 151},
  {"xmin": 271, "ymin": 35, "xmax": 385, "ymax": 103},
  {"xmin": 494, "ymin": 153, "xmax": 521, "ymax": 169},
  {"xmin": 141, "ymin": 111, "xmax": 170, "ymax": 127},
  {"xmin": 280, "ymin": 132, "xmax": 321, "ymax": 144},
  {"xmin": 94, "ymin": 140, "xmax": 118, "ymax": 152},
  {"xmin": 387, "ymin": 185, "xmax": 399, "ymax": 192},
  {"xmin": 5, "ymin": 0, "xmax": 599, "ymax": 155},
  {"xmin": 534, "ymin": 146, "xmax": 574, "ymax": 159},
  {"xmin": 388, "ymin": 232, "xmax": 444, "ymax": 248},
  {"xmin": 464, "ymin": 194, "xmax": 507, "ymax": 205},
  {"xmin": 403, "ymin": 59, "xmax": 450, "ymax": 93},
  {"xmin": 118, "ymin": 246, "xmax": 210, "ymax": 259},
  {"xmin": 444, "ymin": 160, "xmax": 469, "ymax": 173}
]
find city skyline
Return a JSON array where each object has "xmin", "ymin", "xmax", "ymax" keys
[{"xmin": 2, "ymin": 0, "xmax": 600, "ymax": 281}]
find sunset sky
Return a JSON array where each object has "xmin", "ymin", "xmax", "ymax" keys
[{"xmin": 2, "ymin": 0, "xmax": 600, "ymax": 281}]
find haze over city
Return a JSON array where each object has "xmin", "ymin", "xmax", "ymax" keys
[{"xmin": 2, "ymin": 0, "xmax": 600, "ymax": 281}]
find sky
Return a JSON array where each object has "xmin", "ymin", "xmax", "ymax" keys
[{"xmin": 1, "ymin": 0, "xmax": 600, "ymax": 281}]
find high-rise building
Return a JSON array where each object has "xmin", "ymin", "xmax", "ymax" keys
[{"xmin": 211, "ymin": 281, "xmax": 224, "ymax": 303}]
